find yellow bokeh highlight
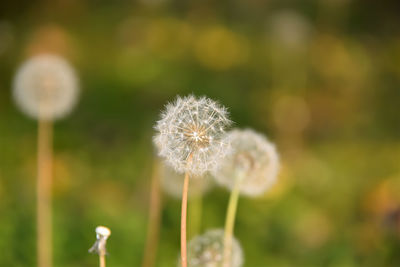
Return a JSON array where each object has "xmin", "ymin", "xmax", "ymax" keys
[
  {"xmin": 264, "ymin": 162, "xmax": 292, "ymax": 199},
  {"xmin": 194, "ymin": 26, "xmax": 249, "ymax": 70},
  {"xmin": 294, "ymin": 209, "xmax": 333, "ymax": 248}
]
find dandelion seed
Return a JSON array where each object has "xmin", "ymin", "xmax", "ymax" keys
[
  {"xmin": 182, "ymin": 229, "xmax": 243, "ymax": 267},
  {"xmin": 214, "ymin": 128, "xmax": 280, "ymax": 197},
  {"xmin": 154, "ymin": 95, "xmax": 232, "ymax": 176},
  {"xmin": 13, "ymin": 54, "xmax": 79, "ymax": 120}
]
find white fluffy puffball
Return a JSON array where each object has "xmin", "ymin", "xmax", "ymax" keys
[
  {"xmin": 154, "ymin": 95, "xmax": 232, "ymax": 176},
  {"xmin": 213, "ymin": 128, "xmax": 280, "ymax": 197},
  {"xmin": 182, "ymin": 229, "xmax": 243, "ymax": 267},
  {"xmin": 13, "ymin": 54, "xmax": 79, "ymax": 121}
]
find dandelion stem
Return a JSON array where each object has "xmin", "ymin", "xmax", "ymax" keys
[
  {"xmin": 181, "ymin": 154, "xmax": 193, "ymax": 267},
  {"xmin": 37, "ymin": 119, "xmax": 53, "ymax": 267},
  {"xmin": 99, "ymin": 252, "xmax": 106, "ymax": 267},
  {"xmin": 142, "ymin": 159, "xmax": 162, "ymax": 267},
  {"xmin": 222, "ymin": 174, "xmax": 242, "ymax": 267},
  {"xmin": 181, "ymin": 171, "xmax": 190, "ymax": 267}
]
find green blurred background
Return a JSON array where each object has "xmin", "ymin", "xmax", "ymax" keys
[{"xmin": 1, "ymin": 0, "xmax": 400, "ymax": 266}]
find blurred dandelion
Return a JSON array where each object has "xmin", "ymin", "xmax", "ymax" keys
[
  {"xmin": 13, "ymin": 54, "xmax": 79, "ymax": 121},
  {"xmin": 182, "ymin": 229, "xmax": 243, "ymax": 267},
  {"xmin": 268, "ymin": 10, "xmax": 312, "ymax": 50},
  {"xmin": 214, "ymin": 129, "xmax": 279, "ymax": 196},
  {"xmin": 154, "ymin": 95, "xmax": 231, "ymax": 267},
  {"xmin": 12, "ymin": 54, "xmax": 79, "ymax": 267},
  {"xmin": 89, "ymin": 226, "xmax": 111, "ymax": 267},
  {"xmin": 266, "ymin": 11, "xmax": 313, "ymax": 89},
  {"xmin": 212, "ymin": 128, "xmax": 279, "ymax": 267}
]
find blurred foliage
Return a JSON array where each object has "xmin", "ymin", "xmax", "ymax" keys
[{"xmin": 1, "ymin": 0, "xmax": 400, "ymax": 266}]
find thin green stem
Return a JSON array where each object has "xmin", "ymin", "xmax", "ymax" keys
[{"xmin": 222, "ymin": 174, "xmax": 242, "ymax": 267}]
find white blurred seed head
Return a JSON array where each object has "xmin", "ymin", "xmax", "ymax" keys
[
  {"xmin": 154, "ymin": 95, "xmax": 231, "ymax": 176},
  {"xmin": 268, "ymin": 10, "xmax": 312, "ymax": 49},
  {"xmin": 213, "ymin": 129, "xmax": 280, "ymax": 197},
  {"xmin": 13, "ymin": 54, "xmax": 79, "ymax": 121},
  {"xmin": 89, "ymin": 226, "xmax": 111, "ymax": 255},
  {"xmin": 95, "ymin": 226, "xmax": 111, "ymax": 240},
  {"xmin": 182, "ymin": 229, "xmax": 243, "ymax": 267},
  {"xmin": 160, "ymin": 162, "xmax": 213, "ymax": 199}
]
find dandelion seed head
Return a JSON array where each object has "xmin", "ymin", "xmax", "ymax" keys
[
  {"xmin": 89, "ymin": 226, "xmax": 111, "ymax": 255},
  {"xmin": 182, "ymin": 229, "xmax": 243, "ymax": 267},
  {"xmin": 160, "ymin": 163, "xmax": 213, "ymax": 199},
  {"xmin": 95, "ymin": 226, "xmax": 111, "ymax": 240},
  {"xmin": 214, "ymin": 129, "xmax": 280, "ymax": 197},
  {"xmin": 154, "ymin": 95, "xmax": 231, "ymax": 176},
  {"xmin": 13, "ymin": 54, "xmax": 79, "ymax": 120}
]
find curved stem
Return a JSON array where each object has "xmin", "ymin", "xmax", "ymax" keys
[
  {"xmin": 222, "ymin": 175, "xmax": 242, "ymax": 267},
  {"xmin": 141, "ymin": 159, "xmax": 162, "ymax": 267},
  {"xmin": 37, "ymin": 119, "xmax": 53, "ymax": 267}
]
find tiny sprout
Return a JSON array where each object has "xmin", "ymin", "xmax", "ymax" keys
[{"xmin": 89, "ymin": 226, "xmax": 111, "ymax": 267}]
